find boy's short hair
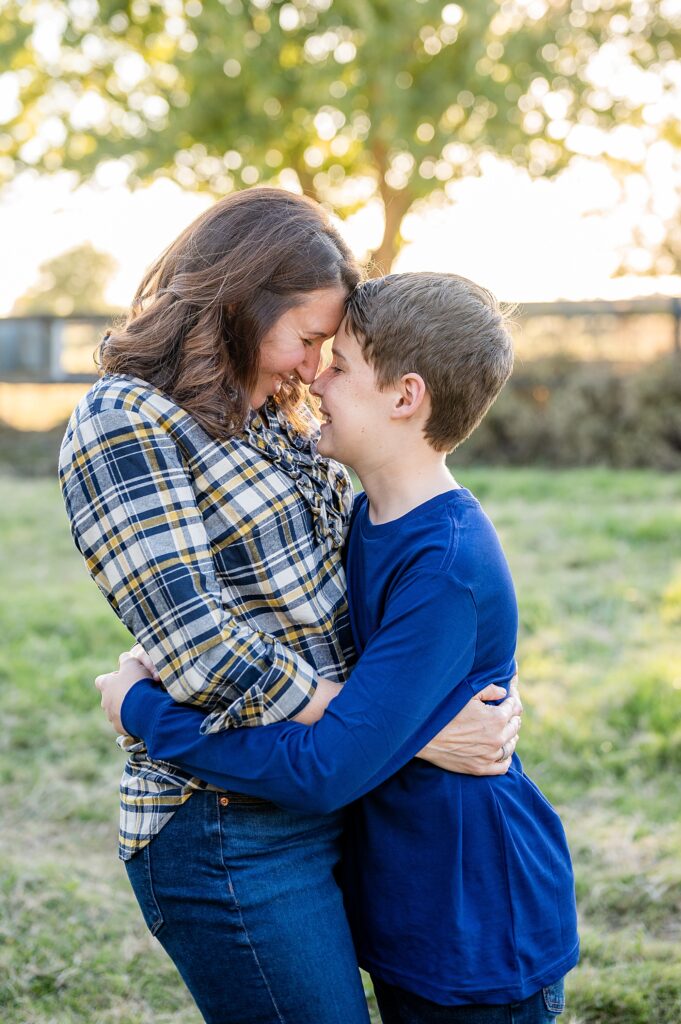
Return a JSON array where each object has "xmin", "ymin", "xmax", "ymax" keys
[{"xmin": 344, "ymin": 272, "xmax": 514, "ymax": 452}]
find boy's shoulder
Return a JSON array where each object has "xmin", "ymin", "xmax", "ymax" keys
[
  {"xmin": 393, "ymin": 488, "xmax": 511, "ymax": 591},
  {"xmin": 349, "ymin": 488, "xmax": 489, "ymax": 573}
]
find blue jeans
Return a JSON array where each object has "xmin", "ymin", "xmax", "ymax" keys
[
  {"xmin": 371, "ymin": 977, "xmax": 565, "ymax": 1024},
  {"xmin": 125, "ymin": 791, "xmax": 370, "ymax": 1024}
]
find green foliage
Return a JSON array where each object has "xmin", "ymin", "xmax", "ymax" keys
[
  {"xmin": 10, "ymin": 243, "xmax": 122, "ymax": 316},
  {"xmin": 0, "ymin": 1, "xmax": 678, "ymax": 269},
  {"xmin": 455, "ymin": 354, "xmax": 681, "ymax": 469},
  {"xmin": 2, "ymin": 470, "xmax": 681, "ymax": 1022}
]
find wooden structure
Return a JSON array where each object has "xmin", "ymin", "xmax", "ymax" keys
[{"xmin": 0, "ymin": 299, "xmax": 679, "ymax": 383}]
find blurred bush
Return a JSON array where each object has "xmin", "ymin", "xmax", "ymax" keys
[
  {"xmin": 456, "ymin": 354, "xmax": 681, "ymax": 470},
  {"xmin": 0, "ymin": 421, "xmax": 67, "ymax": 477}
]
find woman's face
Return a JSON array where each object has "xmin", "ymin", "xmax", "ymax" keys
[{"xmin": 251, "ymin": 286, "xmax": 347, "ymax": 408}]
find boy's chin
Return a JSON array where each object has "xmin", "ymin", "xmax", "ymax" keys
[{"xmin": 316, "ymin": 428, "xmax": 340, "ymax": 460}]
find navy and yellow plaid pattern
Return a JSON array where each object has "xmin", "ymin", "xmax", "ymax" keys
[{"xmin": 59, "ymin": 375, "xmax": 355, "ymax": 860}]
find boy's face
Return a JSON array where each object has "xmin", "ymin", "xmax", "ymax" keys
[{"xmin": 310, "ymin": 321, "xmax": 392, "ymax": 470}]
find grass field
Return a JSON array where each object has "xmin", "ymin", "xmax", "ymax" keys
[{"xmin": 1, "ymin": 469, "xmax": 680, "ymax": 1024}]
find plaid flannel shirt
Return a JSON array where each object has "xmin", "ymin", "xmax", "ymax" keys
[{"xmin": 59, "ymin": 375, "xmax": 355, "ymax": 860}]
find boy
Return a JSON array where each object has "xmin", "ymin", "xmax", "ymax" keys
[{"xmin": 99, "ymin": 273, "xmax": 578, "ymax": 1021}]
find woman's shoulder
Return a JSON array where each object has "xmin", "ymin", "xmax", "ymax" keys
[
  {"xmin": 67, "ymin": 374, "xmax": 211, "ymax": 447},
  {"xmin": 78, "ymin": 374, "xmax": 184, "ymax": 424},
  {"xmin": 60, "ymin": 375, "xmax": 212, "ymax": 477}
]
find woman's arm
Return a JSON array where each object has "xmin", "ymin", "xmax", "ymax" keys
[
  {"xmin": 100, "ymin": 569, "xmax": 518, "ymax": 814},
  {"xmin": 60, "ymin": 404, "xmax": 321, "ymax": 731},
  {"xmin": 416, "ymin": 676, "xmax": 522, "ymax": 773}
]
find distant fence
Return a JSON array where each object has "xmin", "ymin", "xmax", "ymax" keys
[
  {"xmin": 0, "ymin": 299, "xmax": 679, "ymax": 383},
  {"xmin": 517, "ymin": 297, "xmax": 680, "ymax": 365},
  {"xmin": 0, "ymin": 315, "xmax": 110, "ymax": 382}
]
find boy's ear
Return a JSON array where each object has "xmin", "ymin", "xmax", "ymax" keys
[{"xmin": 392, "ymin": 373, "xmax": 428, "ymax": 421}]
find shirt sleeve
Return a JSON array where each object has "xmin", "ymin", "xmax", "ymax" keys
[
  {"xmin": 121, "ymin": 569, "xmax": 481, "ymax": 813},
  {"xmin": 60, "ymin": 405, "xmax": 319, "ymax": 730}
]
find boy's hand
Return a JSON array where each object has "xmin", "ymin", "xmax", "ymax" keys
[
  {"xmin": 95, "ymin": 652, "xmax": 155, "ymax": 735},
  {"xmin": 416, "ymin": 674, "xmax": 522, "ymax": 775}
]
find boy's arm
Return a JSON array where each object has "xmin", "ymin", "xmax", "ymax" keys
[
  {"xmin": 127, "ymin": 639, "xmax": 344, "ymax": 727},
  {"xmin": 119, "ymin": 570, "xmax": 511, "ymax": 814}
]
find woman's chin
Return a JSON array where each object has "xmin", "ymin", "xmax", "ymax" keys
[
  {"xmin": 251, "ymin": 388, "xmax": 274, "ymax": 409},
  {"xmin": 251, "ymin": 377, "xmax": 285, "ymax": 409},
  {"xmin": 316, "ymin": 429, "xmax": 330, "ymax": 456}
]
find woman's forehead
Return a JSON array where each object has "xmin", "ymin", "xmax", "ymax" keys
[{"xmin": 290, "ymin": 287, "xmax": 347, "ymax": 333}]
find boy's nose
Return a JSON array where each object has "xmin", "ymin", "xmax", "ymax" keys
[{"xmin": 310, "ymin": 365, "xmax": 331, "ymax": 398}]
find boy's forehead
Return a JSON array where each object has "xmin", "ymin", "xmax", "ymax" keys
[
  {"xmin": 332, "ymin": 320, "xmax": 377, "ymax": 378},
  {"xmin": 332, "ymin": 319, "xmax": 360, "ymax": 353}
]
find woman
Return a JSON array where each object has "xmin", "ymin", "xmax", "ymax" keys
[{"xmin": 60, "ymin": 187, "xmax": 519, "ymax": 1024}]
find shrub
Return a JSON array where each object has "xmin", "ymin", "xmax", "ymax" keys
[{"xmin": 454, "ymin": 354, "xmax": 681, "ymax": 469}]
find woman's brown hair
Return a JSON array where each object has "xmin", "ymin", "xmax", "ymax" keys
[{"xmin": 99, "ymin": 187, "xmax": 361, "ymax": 438}]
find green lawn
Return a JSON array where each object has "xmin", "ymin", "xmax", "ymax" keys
[{"xmin": 2, "ymin": 469, "xmax": 680, "ymax": 1024}]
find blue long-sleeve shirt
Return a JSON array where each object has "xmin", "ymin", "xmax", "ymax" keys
[{"xmin": 123, "ymin": 488, "xmax": 579, "ymax": 1004}]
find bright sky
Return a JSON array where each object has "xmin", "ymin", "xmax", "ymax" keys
[
  {"xmin": 2, "ymin": 145, "xmax": 680, "ymax": 315},
  {"xmin": 2, "ymin": 0, "xmax": 681, "ymax": 313}
]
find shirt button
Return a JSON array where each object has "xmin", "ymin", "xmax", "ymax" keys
[{"xmin": 219, "ymin": 797, "xmax": 230, "ymax": 807}]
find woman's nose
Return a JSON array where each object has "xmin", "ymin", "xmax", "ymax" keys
[{"xmin": 297, "ymin": 347, "xmax": 323, "ymax": 385}]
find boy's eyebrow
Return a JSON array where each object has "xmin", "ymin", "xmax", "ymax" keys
[{"xmin": 330, "ymin": 346, "xmax": 348, "ymax": 363}]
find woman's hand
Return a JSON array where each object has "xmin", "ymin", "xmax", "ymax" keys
[
  {"xmin": 128, "ymin": 642, "xmax": 161, "ymax": 681},
  {"xmin": 416, "ymin": 676, "xmax": 522, "ymax": 776},
  {"xmin": 95, "ymin": 651, "xmax": 155, "ymax": 735}
]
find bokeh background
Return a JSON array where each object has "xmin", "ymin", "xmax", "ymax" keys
[{"xmin": 1, "ymin": 2, "xmax": 680, "ymax": 1022}]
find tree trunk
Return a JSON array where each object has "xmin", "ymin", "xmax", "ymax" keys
[
  {"xmin": 368, "ymin": 181, "xmax": 414, "ymax": 277},
  {"xmin": 295, "ymin": 157, "xmax": 413, "ymax": 278},
  {"xmin": 295, "ymin": 165, "xmax": 318, "ymax": 200}
]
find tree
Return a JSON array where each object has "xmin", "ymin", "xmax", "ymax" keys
[
  {"xmin": 1, "ymin": 0, "xmax": 679, "ymax": 271},
  {"xmin": 11, "ymin": 243, "xmax": 120, "ymax": 316}
]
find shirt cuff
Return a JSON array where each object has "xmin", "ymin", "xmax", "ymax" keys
[
  {"xmin": 200, "ymin": 654, "xmax": 320, "ymax": 732},
  {"xmin": 121, "ymin": 678, "xmax": 166, "ymax": 740}
]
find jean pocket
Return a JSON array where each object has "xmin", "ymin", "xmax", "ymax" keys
[
  {"xmin": 542, "ymin": 977, "xmax": 565, "ymax": 1015},
  {"xmin": 125, "ymin": 843, "xmax": 165, "ymax": 937}
]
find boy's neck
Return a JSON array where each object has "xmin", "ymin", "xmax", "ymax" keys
[{"xmin": 356, "ymin": 447, "xmax": 459, "ymax": 526}]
